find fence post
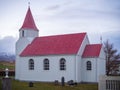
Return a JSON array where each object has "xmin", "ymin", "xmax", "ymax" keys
[{"xmin": 99, "ymin": 75, "xmax": 120, "ymax": 90}]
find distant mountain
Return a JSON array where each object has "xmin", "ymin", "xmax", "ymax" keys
[{"xmin": 0, "ymin": 52, "xmax": 15, "ymax": 61}]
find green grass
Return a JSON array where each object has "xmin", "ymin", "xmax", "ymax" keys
[
  {"xmin": 0, "ymin": 61, "xmax": 15, "ymax": 70},
  {"xmin": 0, "ymin": 79, "xmax": 98, "ymax": 90}
]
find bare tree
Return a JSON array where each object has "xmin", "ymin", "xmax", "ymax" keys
[{"xmin": 104, "ymin": 40, "xmax": 120, "ymax": 75}]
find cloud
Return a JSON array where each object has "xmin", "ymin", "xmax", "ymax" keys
[
  {"xmin": 44, "ymin": 0, "xmax": 71, "ymax": 11},
  {"xmin": 0, "ymin": 36, "xmax": 17, "ymax": 54},
  {"xmin": 45, "ymin": 5, "xmax": 61, "ymax": 11},
  {"xmin": 102, "ymin": 30, "xmax": 120, "ymax": 53}
]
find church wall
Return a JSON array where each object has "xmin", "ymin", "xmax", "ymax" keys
[
  {"xmin": 16, "ymin": 29, "xmax": 39, "ymax": 80},
  {"xmin": 76, "ymin": 34, "xmax": 90, "ymax": 82},
  {"xmin": 16, "ymin": 38, "xmax": 32, "ymax": 55},
  {"xmin": 15, "ymin": 38, "xmax": 33, "ymax": 80},
  {"xmin": 15, "ymin": 56, "xmax": 20, "ymax": 80},
  {"xmin": 19, "ymin": 29, "xmax": 38, "ymax": 38},
  {"xmin": 99, "ymin": 45, "xmax": 105, "ymax": 59},
  {"xmin": 81, "ymin": 45, "xmax": 106, "ymax": 83},
  {"xmin": 81, "ymin": 58, "xmax": 98, "ymax": 82},
  {"xmin": 77, "ymin": 34, "xmax": 89, "ymax": 56},
  {"xmin": 18, "ymin": 55, "xmax": 77, "ymax": 82},
  {"xmin": 97, "ymin": 47, "xmax": 106, "ymax": 81},
  {"xmin": 97, "ymin": 58, "xmax": 106, "ymax": 82}
]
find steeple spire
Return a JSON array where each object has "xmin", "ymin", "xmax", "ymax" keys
[{"xmin": 20, "ymin": 6, "xmax": 38, "ymax": 31}]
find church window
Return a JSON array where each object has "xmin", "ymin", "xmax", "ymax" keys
[
  {"xmin": 86, "ymin": 61, "xmax": 92, "ymax": 70},
  {"xmin": 60, "ymin": 58, "xmax": 66, "ymax": 70},
  {"xmin": 44, "ymin": 59, "xmax": 49, "ymax": 70},
  {"xmin": 29, "ymin": 59, "xmax": 34, "ymax": 70},
  {"xmin": 22, "ymin": 30, "xmax": 24, "ymax": 37}
]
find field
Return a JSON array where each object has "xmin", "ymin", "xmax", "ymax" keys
[
  {"xmin": 0, "ymin": 61, "xmax": 15, "ymax": 70},
  {"xmin": 0, "ymin": 79, "xmax": 98, "ymax": 90}
]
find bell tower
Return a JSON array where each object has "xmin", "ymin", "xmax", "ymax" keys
[
  {"xmin": 16, "ymin": 6, "xmax": 39, "ymax": 55},
  {"xmin": 19, "ymin": 6, "xmax": 39, "ymax": 38},
  {"xmin": 15, "ymin": 6, "xmax": 39, "ymax": 80}
]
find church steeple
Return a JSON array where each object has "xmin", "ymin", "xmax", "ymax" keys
[
  {"xmin": 19, "ymin": 6, "xmax": 39, "ymax": 38},
  {"xmin": 20, "ymin": 7, "xmax": 38, "ymax": 31},
  {"xmin": 16, "ymin": 6, "xmax": 39, "ymax": 56}
]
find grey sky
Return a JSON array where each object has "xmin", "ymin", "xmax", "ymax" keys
[{"xmin": 0, "ymin": 0, "xmax": 120, "ymax": 53}]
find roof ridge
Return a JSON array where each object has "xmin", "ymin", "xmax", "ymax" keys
[
  {"xmin": 39, "ymin": 32, "xmax": 86, "ymax": 38},
  {"xmin": 86, "ymin": 44, "xmax": 102, "ymax": 45}
]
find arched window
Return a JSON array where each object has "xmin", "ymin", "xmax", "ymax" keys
[
  {"xmin": 60, "ymin": 58, "xmax": 66, "ymax": 70},
  {"xmin": 22, "ymin": 30, "xmax": 24, "ymax": 37},
  {"xmin": 44, "ymin": 59, "xmax": 49, "ymax": 70},
  {"xmin": 86, "ymin": 61, "xmax": 92, "ymax": 70},
  {"xmin": 29, "ymin": 59, "xmax": 34, "ymax": 70}
]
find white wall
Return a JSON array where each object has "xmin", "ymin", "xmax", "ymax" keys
[
  {"xmin": 76, "ymin": 34, "xmax": 90, "ymax": 82},
  {"xmin": 77, "ymin": 34, "xmax": 89, "ymax": 56},
  {"xmin": 15, "ymin": 56, "xmax": 20, "ymax": 80},
  {"xmin": 97, "ymin": 46, "xmax": 106, "ymax": 81},
  {"xmin": 16, "ymin": 38, "xmax": 31, "ymax": 55},
  {"xmin": 15, "ymin": 38, "xmax": 32, "ymax": 80},
  {"xmin": 99, "ymin": 45, "xmax": 105, "ymax": 60},
  {"xmin": 16, "ymin": 29, "xmax": 38, "ymax": 80},
  {"xmin": 81, "ymin": 46, "xmax": 106, "ymax": 83},
  {"xmin": 81, "ymin": 58, "xmax": 98, "ymax": 82},
  {"xmin": 19, "ymin": 29, "xmax": 38, "ymax": 38},
  {"xmin": 18, "ymin": 55, "xmax": 77, "ymax": 82},
  {"xmin": 97, "ymin": 58, "xmax": 106, "ymax": 82}
]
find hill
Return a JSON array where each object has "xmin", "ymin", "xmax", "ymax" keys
[
  {"xmin": 0, "ymin": 61, "xmax": 15, "ymax": 70},
  {"xmin": 0, "ymin": 52, "xmax": 15, "ymax": 61}
]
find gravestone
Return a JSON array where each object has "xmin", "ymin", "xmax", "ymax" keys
[
  {"xmin": 29, "ymin": 82, "xmax": 34, "ymax": 87},
  {"xmin": 54, "ymin": 80, "xmax": 59, "ymax": 85},
  {"xmin": 61, "ymin": 77, "xmax": 65, "ymax": 86},
  {"xmin": 2, "ymin": 78, "xmax": 11, "ymax": 90}
]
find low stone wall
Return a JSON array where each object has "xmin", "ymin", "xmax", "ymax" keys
[{"xmin": 99, "ymin": 75, "xmax": 120, "ymax": 90}]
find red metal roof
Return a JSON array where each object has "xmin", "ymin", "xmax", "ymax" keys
[
  {"xmin": 20, "ymin": 7, "xmax": 38, "ymax": 30},
  {"xmin": 82, "ymin": 44, "xmax": 102, "ymax": 58},
  {"xmin": 20, "ymin": 33, "xmax": 86, "ymax": 56}
]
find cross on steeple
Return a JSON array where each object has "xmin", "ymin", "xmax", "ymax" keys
[{"xmin": 28, "ymin": 2, "xmax": 30, "ymax": 8}]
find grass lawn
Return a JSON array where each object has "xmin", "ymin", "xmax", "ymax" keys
[
  {"xmin": 0, "ymin": 61, "xmax": 15, "ymax": 70},
  {"xmin": 0, "ymin": 78, "xmax": 98, "ymax": 90}
]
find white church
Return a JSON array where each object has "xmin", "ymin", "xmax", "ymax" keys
[{"xmin": 15, "ymin": 7, "xmax": 106, "ymax": 83}]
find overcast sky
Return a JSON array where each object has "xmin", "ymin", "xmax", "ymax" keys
[{"xmin": 0, "ymin": 0, "xmax": 120, "ymax": 53}]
